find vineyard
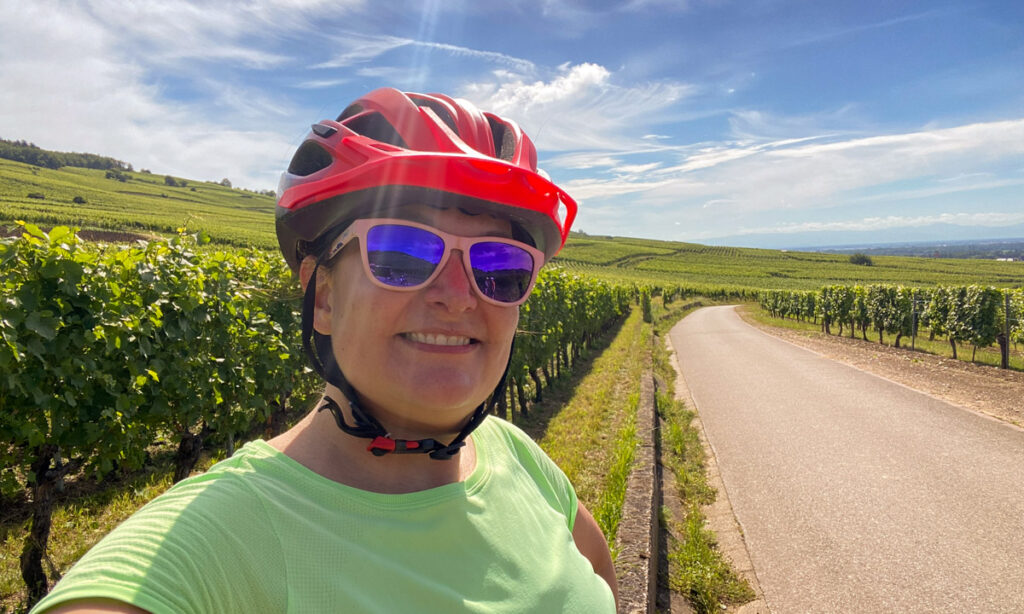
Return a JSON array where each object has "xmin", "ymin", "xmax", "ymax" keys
[
  {"xmin": 4, "ymin": 153, "xmax": 1024, "ymax": 611},
  {"xmin": 0, "ymin": 159, "xmax": 278, "ymax": 250},
  {"xmin": 759, "ymin": 285, "xmax": 1024, "ymax": 368},
  {"xmin": 0, "ymin": 223, "xmax": 636, "ymax": 608},
  {"xmin": 558, "ymin": 237, "xmax": 1024, "ymax": 291}
]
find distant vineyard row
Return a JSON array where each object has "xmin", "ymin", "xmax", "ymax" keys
[
  {"xmin": 0, "ymin": 224, "xmax": 635, "ymax": 604},
  {"xmin": 759, "ymin": 285, "xmax": 1024, "ymax": 364},
  {"xmin": 557, "ymin": 242, "xmax": 1024, "ymax": 292}
]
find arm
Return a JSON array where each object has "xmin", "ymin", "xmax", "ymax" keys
[
  {"xmin": 572, "ymin": 501, "xmax": 619, "ymax": 607},
  {"xmin": 40, "ymin": 600, "xmax": 150, "ymax": 614}
]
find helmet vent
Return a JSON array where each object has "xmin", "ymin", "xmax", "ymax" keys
[
  {"xmin": 288, "ymin": 141, "xmax": 333, "ymax": 177},
  {"xmin": 345, "ymin": 112, "xmax": 409, "ymax": 149},
  {"xmin": 337, "ymin": 103, "xmax": 364, "ymax": 122},
  {"xmin": 487, "ymin": 116, "xmax": 516, "ymax": 162},
  {"xmin": 410, "ymin": 96, "xmax": 459, "ymax": 134}
]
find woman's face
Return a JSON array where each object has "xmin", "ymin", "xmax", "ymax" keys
[{"xmin": 309, "ymin": 204, "xmax": 522, "ymax": 436}]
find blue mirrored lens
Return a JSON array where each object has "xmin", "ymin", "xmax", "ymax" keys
[
  {"xmin": 469, "ymin": 242, "xmax": 535, "ymax": 303},
  {"xmin": 365, "ymin": 225, "xmax": 444, "ymax": 287}
]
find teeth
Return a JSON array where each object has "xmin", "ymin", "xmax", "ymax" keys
[{"xmin": 406, "ymin": 332, "xmax": 472, "ymax": 346}]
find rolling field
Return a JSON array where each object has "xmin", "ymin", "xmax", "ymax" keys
[
  {"xmin": 0, "ymin": 158, "xmax": 278, "ymax": 249},
  {"xmin": 2, "ymin": 156, "xmax": 1023, "ymax": 291},
  {"xmin": 557, "ymin": 235, "xmax": 1024, "ymax": 290}
]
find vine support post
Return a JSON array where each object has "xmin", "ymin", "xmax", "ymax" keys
[
  {"xmin": 911, "ymin": 291, "xmax": 917, "ymax": 351},
  {"xmin": 1001, "ymin": 293, "xmax": 1011, "ymax": 369}
]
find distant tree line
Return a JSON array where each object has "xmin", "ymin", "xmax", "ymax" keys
[
  {"xmin": 0, "ymin": 138, "xmax": 132, "ymax": 172},
  {"xmin": 2, "ymin": 137, "xmax": 277, "ymax": 197}
]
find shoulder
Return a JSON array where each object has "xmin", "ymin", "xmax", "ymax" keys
[
  {"xmin": 476, "ymin": 416, "xmax": 579, "ymax": 528},
  {"xmin": 477, "ymin": 415, "xmax": 546, "ymax": 457},
  {"xmin": 477, "ymin": 415, "xmax": 555, "ymax": 472}
]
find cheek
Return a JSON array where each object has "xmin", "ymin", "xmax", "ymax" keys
[
  {"xmin": 487, "ymin": 307, "xmax": 520, "ymax": 368},
  {"xmin": 498, "ymin": 307, "xmax": 520, "ymax": 346},
  {"xmin": 323, "ymin": 258, "xmax": 387, "ymax": 349}
]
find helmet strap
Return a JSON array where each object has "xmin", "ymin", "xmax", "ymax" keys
[{"xmin": 300, "ymin": 260, "xmax": 512, "ymax": 460}]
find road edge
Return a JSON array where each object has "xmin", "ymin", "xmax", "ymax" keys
[{"xmin": 665, "ymin": 316, "xmax": 769, "ymax": 614}]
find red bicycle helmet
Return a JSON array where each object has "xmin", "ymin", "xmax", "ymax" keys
[{"xmin": 276, "ymin": 87, "xmax": 577, "ymax": 271}]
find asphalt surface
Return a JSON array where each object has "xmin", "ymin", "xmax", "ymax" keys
[{"xmin": 668, "ymin": 306, "xmax": 1024, "ymax": 614}]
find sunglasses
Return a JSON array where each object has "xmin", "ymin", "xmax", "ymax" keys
[{"xmin": 326, "ymin": 218, "xmax": 544, "ymax": 306}]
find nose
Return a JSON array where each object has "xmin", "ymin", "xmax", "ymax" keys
[{"xmin": 424, "ymin": 250, "xmax": 478, "ymax": 312}]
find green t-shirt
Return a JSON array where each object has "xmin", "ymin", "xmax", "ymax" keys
[{"xmin": 33, "ymin": 416, "xmax": 615, "ymax": 613}]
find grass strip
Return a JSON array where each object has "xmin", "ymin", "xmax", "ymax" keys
[
  {"xmin": 592, "ymin": 393, "xmax": 639, "ymax": 558},
  {"xmin": 657, "ymin": 391, "xmax": 753, "ymax": 613},
  {"xmin": 535, "ymin": 307, "xmax": 647, "ymax": 550},
  {"xmin": 652, "ymin": 299, "xmax": 755, "ymax": 613}
]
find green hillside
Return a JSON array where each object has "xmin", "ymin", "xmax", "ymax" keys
[
  {"xmin": 2, "ymin": 156, "xmax": 1022, "ymax": 291},
  {"xmin": 557, "ymin": 236, "xmax": 1024, "ymax": 291},
  {"xmin": 0, "ymin": 158, "xmax": 277, "ymax": 248}
]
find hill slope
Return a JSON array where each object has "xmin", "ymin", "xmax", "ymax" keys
[
  {"xmin": 557, "ymin": 236, "xmax": 1024, "ymax": 290},
  {"xmin": 2, "ymin": 157, "xmax": 1022, "ymax": 291},
  {"xmin": 0, "ymin": 158, "xmax": 277, "ymax": 248}
]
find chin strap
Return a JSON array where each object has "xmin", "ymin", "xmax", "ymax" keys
[{"xmin": 301, "ymin": 260, "xmax": 512, "ymax": 461}]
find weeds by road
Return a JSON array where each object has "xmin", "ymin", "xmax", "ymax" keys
[{"xmin": 653, "ymin": 302, "xmax": 755, "ymax": 614}]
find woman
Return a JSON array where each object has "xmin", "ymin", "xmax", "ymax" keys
[{"xmin": 34, "ymin": 88, "xmax": 618, "ymax": 613}]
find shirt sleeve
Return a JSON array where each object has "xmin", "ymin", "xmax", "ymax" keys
[
  {"xmin": 31, "ymin": 472, "xmax": 286, "ymax": 614},
  {"xmin": 486, "ymin": 417, "xmax": 580, "ymax": 530}
]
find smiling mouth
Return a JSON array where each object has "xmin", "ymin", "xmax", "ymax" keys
[{"xmin": 403, "ymin": 332, "xmax": 475, "ymax": 346}]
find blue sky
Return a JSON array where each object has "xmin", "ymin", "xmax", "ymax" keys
[{"xmin": 2, "ymin": 0, "xmax": 1023, "ymax": 248}]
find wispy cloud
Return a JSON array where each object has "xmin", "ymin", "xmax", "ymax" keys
[
  {"xmin": 314, "ymin": 34, "xmax": 536, "ymax": 73},
  {"xmin": 850, "ymin": 177, "xmax": 1024, "ymax": 204},
  {"xmin": 296, "ymin": 78, "xmax": 351, "ymax": 89},
  {"xmin": 573, "ymin": 118, "xmax": 1024, "ymax": 211},
  {"xmin": 729, "ymin": 212, "xmax": 1024, "ymax": 236},
  {"xmin": 783, "ymin": 9, "xmax": 955, "ymax": 50},
  {"xmin": 548, "ymin": 153, "xmax": 623, "ymax": 169},
  {"xmin": 616, "ymin": 162, "xmax": 663, "ymax": 175},
  {"xmin": 313, "ymin": 34, "xmax": 412, "ymax": 69},
  {"xmin": 563, "ymin": 176, "xmax": 677, "ymax": 200}
]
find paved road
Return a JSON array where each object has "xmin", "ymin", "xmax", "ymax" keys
[{"xmin": 668, "ymin": 306, "xmax": 1024, "ymax": 614}]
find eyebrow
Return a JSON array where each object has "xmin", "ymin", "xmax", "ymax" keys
[{"xmin": 388, "ymin": 205, "xmax": 516, "ymax": 239}]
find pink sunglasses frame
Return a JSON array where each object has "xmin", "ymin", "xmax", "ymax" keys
[{"xmin": 326, "ymin": 218, "xmax": 545, "ymax": 307}]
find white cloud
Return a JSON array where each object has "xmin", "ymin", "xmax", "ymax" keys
[
  {"xmin": 0, "ymin": 2, "xmax": 297, "ymax": 190},
  {"xmin": 462, "ymin": 63, "xmax": 692, "ymax": 151},
  {"xmin": 472, "ymin": 63, "xmax": 612, "ymax": 112}
]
